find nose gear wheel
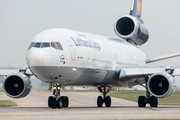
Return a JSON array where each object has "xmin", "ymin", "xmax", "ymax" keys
[{"xmin": 48, "ymin": 84, "xmax": 69, "ymax": 109}]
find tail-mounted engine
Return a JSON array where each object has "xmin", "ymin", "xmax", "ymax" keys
[
  {"xmin": 114, "ymin": 15, "xmax": 149, "ymax": 45},
  {"xmin": 3, "ymin": 73, "xmax": 32, "ymax": 98},
  {"xmin": 147, "ymin": 72, "xmax": 176, "ymax": 98}
]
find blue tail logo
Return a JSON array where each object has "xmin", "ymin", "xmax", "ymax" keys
[
  {"xmin": 130, "ymin": 0, "xmax": 142, "ymax": 18},
  {"xmin": 137, "ymin": 0, "xmax": 142, "ymax": 16}
]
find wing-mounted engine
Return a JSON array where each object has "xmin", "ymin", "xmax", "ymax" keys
[
  {"xmin": 147, "ymin": 72, "xmax": 176, "ymax": 98},
  {"xmin": 114, "ymin": 15, "xmax": 149, "ymax": 45},
  {"xmin": 3, "ymin": 73, "xmax": 32, "ymax": 98}
]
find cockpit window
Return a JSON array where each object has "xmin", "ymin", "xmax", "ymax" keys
[
  {"xmin": 41, "ymin": 43, "xmax": 50, "ymax": 48},
  {"xmin": 34, "ymin": 43, "xmax": 41, "ymax": 48},
  {"xmin": 51, "ymin": 42, "xmax": 58, "ymax": 49},
  {"xmin": 32, "ymin": 42, "xmax": 62, "ymax": 50},
  {"xmin": 51, "ymin": 42, "xmax": 63, "ymax": 50},
  {"xmin": 28, "ymin": 42, "xmax": 35, "ymax": 50},
  {"xmin": 56, "ymin": 42, "xmax": 63, "ymax": 50}
]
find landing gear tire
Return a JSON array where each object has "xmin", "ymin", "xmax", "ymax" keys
[
  {"xmin": 150, "ymin": 96, "xmax": 158, "ymax": 107},
  {"xmin": 105, "ymin": 96, "xmax": 111, "ymax": 107},
  {"xmin": 60, "ymin": 96, "xmax": 64, "ymax": 105},
  {"xmin": 97, "ymin": 96, "xmax": 103, "ymax": 107},
  {"xmin": 48, "ymin": 84, "xmax": 70, "ymax": 109},
  {"xmin": 63, "ymin": 96, "xmax": 69, "ymax": 107},
  {"xmin": 60, "ymin": 96, "xmax": 69, "ymax": 107},
  {"xmin": 97, "ymin": 87, "xmax": 112, "ymax": 108},
  {"xmin": 56, "ymin": 98, "xmax": 63, "ymax": 109},
  {"xmin": 138, "ymin": 96, "xmax": 146, "ymax": 107},
  {"xmin": 48, "ymin": 96, "xmax": 53, "ymax": 108},
  {"xmin": 50, "ymin": 98, "xmax": 56, "ymax": 109}
]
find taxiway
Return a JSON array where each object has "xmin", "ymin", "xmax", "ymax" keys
[{"xmin": 0, "ymin": 90, "xmax": 180, "ymax": 120}]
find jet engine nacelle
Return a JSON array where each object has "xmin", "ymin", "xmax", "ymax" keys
[
  {"xmin": 3, "ymin": 73, "xmax": 32, "ymax": 98},
  {"xmin": 147, "ymin": 72, "xmax": 176, "ymax": 98},
  {"xmin": 114, "ymin": 15, "xmax": 149, "ymax": 45}
]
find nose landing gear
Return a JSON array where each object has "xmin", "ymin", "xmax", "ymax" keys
[{"xmin": 48, "ymin": 84, "xmax": 69, "ymax": 109}]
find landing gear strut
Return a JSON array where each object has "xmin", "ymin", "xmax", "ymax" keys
[
  {"xmin": 137, "ymin": 80, "xmax": 158, "ymax": 107},
  {"xmin": 97, "ymin": 87, "xmax": 112, "ymax": 107},
  {"xmin": 48, "ymin": 84, "xmax": 69, "ymax": 109}
]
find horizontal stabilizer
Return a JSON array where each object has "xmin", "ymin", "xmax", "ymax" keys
[{"xmin": 146, "ymin": 53, "xmax": 180, "ymax": 64}]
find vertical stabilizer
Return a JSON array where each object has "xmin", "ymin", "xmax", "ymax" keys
[
  {"xmin": 114, "ymin": 0, "xmax": 148, "ymax": 46},
  {"xmin": 130, "ymin": 0, "xmax": 142, "ymax": 18}
]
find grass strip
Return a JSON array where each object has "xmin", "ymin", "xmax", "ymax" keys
[
  {"xmin": 0, "ymin": 100, "xmax": 17, "ymax": 107},
  {"xmin": 117, "ymin": 119, "xmax": 180, "ymax": 120},
  {"xmin": 126, "ymin": 119, "xmax": 180, "ymax": 120},
  {"xmin": 108, "ymin": 90, "xmax": 180, "ymax": 105}
]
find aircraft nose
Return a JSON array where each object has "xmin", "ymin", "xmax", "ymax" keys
[
  {"xmin": 34, "ymin": 49, "xmax": 43, "ymax": 65},
  {"xmin": 42, "ymin": 50, "xmax": 51, "ymax": 66},
  {"xmin": 27, "ymin": 49, "xmax": 50, "ymax": 66}
]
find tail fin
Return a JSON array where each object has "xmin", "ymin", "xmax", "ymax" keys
[{"xmin": 129, "ymin": 0, "xmax": 142, "ymax": 18}]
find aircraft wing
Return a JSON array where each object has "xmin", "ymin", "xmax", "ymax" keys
[
  {"xmin": 117, "ymin": 67, "xmax": 180, "ymax": 88},
  {"xmin": 172, "ymin": 67, "xmax": 180, "ymax": 76},
  {"xmin": 124, "ymin": 53, "xmax": 180, "ymax": 87},
  {"xmin": 0, "ymin": 67, "xmax": 33, "ymax": 77}
]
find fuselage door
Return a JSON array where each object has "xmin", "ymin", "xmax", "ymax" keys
[{"xmin": 68, "ymin": 41, "xmax": 75, "ymax": 60}]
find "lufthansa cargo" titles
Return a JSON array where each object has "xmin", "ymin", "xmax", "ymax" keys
[{"xmin": 71, "ymin": 37, "xmax": 101, "ymax": 51}]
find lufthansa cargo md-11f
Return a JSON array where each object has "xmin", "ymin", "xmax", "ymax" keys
[{"xmin": 2, "ymin": 0, "xmax": 180, "ymax": 109}]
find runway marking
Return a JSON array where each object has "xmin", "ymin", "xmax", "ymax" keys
[
  {"xmin": 1, "ymin": 112, "xmax": 180, "ymax": 117},
  {"xmin": 145, "ymin": 107, "xmax": 159, "ymax": 111},
  {"xmin": 69, "ymin": 98, "xmax": 96, "ymax": 103}
]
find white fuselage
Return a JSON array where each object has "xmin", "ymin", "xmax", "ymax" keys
[{"xmin": 26, "ymin": 28, "xmax": 146, "ymax": 87}]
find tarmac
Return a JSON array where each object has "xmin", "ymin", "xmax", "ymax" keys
[{"xmin": 0, "ymin": 89, "xmax": 180, "ymax": 120}]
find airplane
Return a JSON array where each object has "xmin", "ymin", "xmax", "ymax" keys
[{"xmin": 2, "ymin": 0, "xmax": 180, "ymax": 109}]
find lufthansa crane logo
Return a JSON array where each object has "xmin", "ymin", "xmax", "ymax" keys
[
  {"xmin": 137, "ymin": 0, "xmax": 141, "ymax": 16},
  {"xmin": 60, "ymin": 54, "xmax": 65, "ymax": 63}
]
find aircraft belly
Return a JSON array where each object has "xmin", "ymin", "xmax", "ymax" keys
[{"xmin": 30, "ymin": 66, "xmax": 126, "ymax": 87}]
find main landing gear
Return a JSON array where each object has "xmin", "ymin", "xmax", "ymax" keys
[
  {"xmin": 48, "ymin": 84, "xmax": 69, "ymax": 109},
  {"xmin": 137, "ymin": 80, "xmax": 158, "ymax": 108},
  {"xmin": 138, "ymin": 90, "xmax": 158, "ymax": 107},
  {"xmin": 97, "ymin": 87, "xmax": 112, "ymax": 107}
]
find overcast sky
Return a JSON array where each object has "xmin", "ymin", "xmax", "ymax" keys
[{"xmin": 1, "ymin": 0, "xmax": 180, "ymax": 86}]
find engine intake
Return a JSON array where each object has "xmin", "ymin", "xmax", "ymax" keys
[
  {"xmin": 114, "ymin": 15, "xmax": 149, "ymax": 45},
  {"xmin": 3, "ymin": 73, "xmax": 32, "ymax": 98},
  {"xmin": 147, "ymin": 72, "xmax": 176, "ymax": 98},
  {"xmin": 116, "ymin": 17, "xmax": 135, "ymax": 36}
]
